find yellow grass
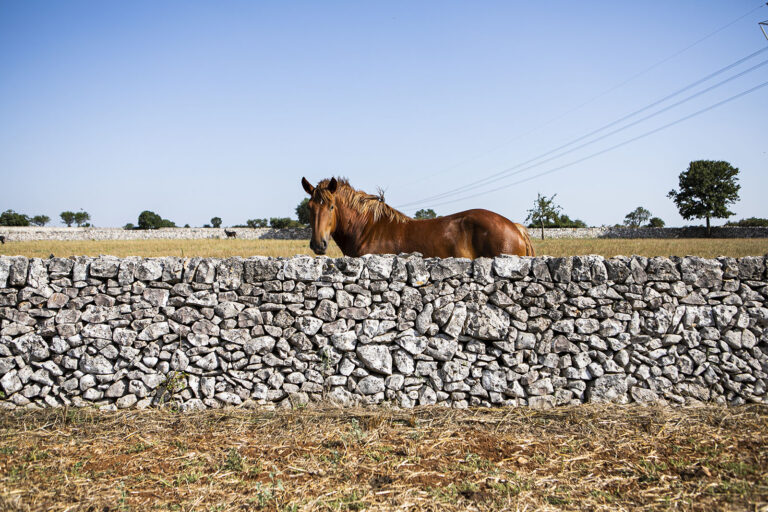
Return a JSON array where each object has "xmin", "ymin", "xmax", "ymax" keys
[
  {"xmin": 1, "ymin": 238, "xmax": 766, "ymax": 259},
  {"xmin": 0, "ymin": 405, "xmax": 766, "ymax": 511}
]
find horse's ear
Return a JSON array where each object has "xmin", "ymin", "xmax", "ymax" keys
[
  {"xmin": 328, "ymin": 177, "xmax": 338, "ymax": 193},
  {"xmin": 301, "ymin": 177, "xmax": 314, "ymax": 195}
]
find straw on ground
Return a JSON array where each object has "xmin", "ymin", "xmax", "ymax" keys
[{"xmin": 0, "ymin": 405, "xmax": 766, "ymax": 511}]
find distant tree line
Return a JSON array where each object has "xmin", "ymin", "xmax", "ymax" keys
[{"xmin": 0, "ymin": 210, "xmax": 89, "ymax": 227}]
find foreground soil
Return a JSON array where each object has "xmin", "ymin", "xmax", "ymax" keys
[
  {"xmin": 1, "ymin": 237, "xmax": 767, "ymax": 259},
  {"xmin": 0, "ymin": 405, "xmax": 766, "ymax": 511}
]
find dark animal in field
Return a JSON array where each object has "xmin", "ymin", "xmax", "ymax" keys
[
  {"xmin": 301, "ymin": 177, "xmax": 534, "ymax": 259},
  {"xmin": 0, "ymin": 235, "xmax": 5, "ymax": 244},
  {"xmin": 224, "ymin": 229, "xmax": 237, "ymax": 239}
]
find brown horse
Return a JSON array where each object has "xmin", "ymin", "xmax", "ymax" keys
[{"xmin": 301, "ymin": 177, "xmax": 534, "ymax": 259}]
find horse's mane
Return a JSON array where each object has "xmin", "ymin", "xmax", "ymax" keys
[{"xmin": 315, "ymin": 178, "xmax": 410, "ymax": 224}]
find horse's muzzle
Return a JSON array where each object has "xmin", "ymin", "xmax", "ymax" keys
[{"xmin": 310, "ymin": 239, "xmax": 328, "ymax": 254}]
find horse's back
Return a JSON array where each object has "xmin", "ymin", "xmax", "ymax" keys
[{"xmin": 413, "ymin": 209, "xmax": 533, "ymax": 258}]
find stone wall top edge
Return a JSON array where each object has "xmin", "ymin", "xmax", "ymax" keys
[
  {"xmin": 1, "ymin": 253, "xmax": 767, "ymax": 263},
  {"xmin": 1, "ymin": 253, "xmax": 766, "ymax": 287}
]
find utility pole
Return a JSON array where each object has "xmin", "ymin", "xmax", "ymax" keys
[{"xmin": 761, "ymin": 3, "xmax": 768, "ymax": 40}]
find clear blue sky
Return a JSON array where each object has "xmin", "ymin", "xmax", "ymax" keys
[{"xmin": 1, "ymin": 1, "xmax": 766, "ymax": 228}]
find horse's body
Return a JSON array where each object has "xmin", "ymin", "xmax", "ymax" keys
[{"xmin": 302, "ymin": 177, "xmax": 534, "ymax": 259}]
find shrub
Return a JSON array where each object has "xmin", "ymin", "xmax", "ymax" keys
[
  {"xmin": 725, "ymin": 217, "xmax": 768, "ymax": 227},
  {"xmin": 0, "ymin": 210, "xmax": 30, "ymax": 226},
  {"xmin": 269, "ymin": 217, "xmax": 304, "ymax": 229},
  {"xmin": 137, "ymin": 211, "xmax": 176, "ymax": 229}
]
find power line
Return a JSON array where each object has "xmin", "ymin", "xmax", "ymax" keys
[
  {"xmin": 415, "ymin": 80, "xmax": 768, "ymax": 210},
  {"xmin": 396, "ymin": 47, "xmax": 768, "ymax": 208},
  {"xmin": 393, "ymin": 2, "xmax": 767, "ymax": 192}
]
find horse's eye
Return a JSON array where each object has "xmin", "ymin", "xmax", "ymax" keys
[{"xmin": 330, "ymin": 205, "xmax": 334, "ymax": 210}]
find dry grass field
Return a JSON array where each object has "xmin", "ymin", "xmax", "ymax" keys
[
  {"xmin": 1, "ymin": 237, "xmax": 766, "ymax": 259},
  {"xmin": 0, "ymin": 405, "xmax": 766, "ymax": 511}
]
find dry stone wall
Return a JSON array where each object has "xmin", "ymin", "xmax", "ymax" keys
[
  {"xmin": 0, "ymin": 254, "xmax": 766, "ymax": 411},
  {"xmin": 0, "ymin": 227, "xmax": 310, "ymax": 241}
]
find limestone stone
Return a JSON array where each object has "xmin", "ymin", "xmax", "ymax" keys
[{"xmin": 356, "ymin": 345, "xmax": 392, "ymax": 375}]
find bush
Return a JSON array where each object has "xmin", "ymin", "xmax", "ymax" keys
[
  {"xmin": 647, "ymin": 217, "xmax": 665, "ymax": 228},
  {"xmin": 725, "ymin": 217, "xmax": 768, "ymax": 227},
  {"xmin": 60, "ymin": 211, "xmax": 76, "ymax": 227},
  {"xmin": 31, "ymin": 215, "xmax": 50, "ymax": 226},
  {"xmin": 137, "ymin": 211, "xmax": 176, "ymax": 230},
  {"xmin": 0, "ymin": 210, "xmax": 30, "ymax": 226},
  {"xmin": 527, "ymin": 214, "xmax": 586, "ymax": 229},
  {"xmin": 247, "ymin": 219, "xmax": 268, "ymax": 228},
  {"xmin": 73, "ymin": 211, "xmax": 91, "ymax": 227},
  {"xmin": 414, "ymin": 209, "xmax": 437, "ymax": 219},
  {"xmin": 269, "ymin": 217, "xmax": 304, "ymax": 229},
  {"xmin": 295, "ymin": 199, "xmax": 310, "ymax": 225}
]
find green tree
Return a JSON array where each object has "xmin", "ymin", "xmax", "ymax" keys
[
  {"xmin": 647, "ymin": 217, "xmax": 665, "ymax": 228},
  {"xmin": 668, "ymin": 160, "xmax": 740, "ymax": 236},
  {"xmin": 526, "ymin": 193, "xmax": 562, "ymax": 240},
  {"xmin": 137, "ymin": 210, "xmax": 176, "ymax": 229},
  {"xmin": 295, "ymin": 198, "xmax": 310, "ymax": 225},
  {"xmin": 623, "ymin": 207, "xmax": 651, "ymax": 228},
  {"xmin": 210, "ymin": 217, "xmax": 222, "ymax": 228},
  {"xmin": 414, "ymin": 208, "xmax": 437, "ymax": 219},
  {"xmin": 73, "ymin": 211, "xmax": 91, "ymax": 227},
  {"xmin": 31, "ymin": 215, "xmax": 50, "ymax": 226},
  {"xmin": 270, "ymin": 217, "xmax": 303, "ymax": 229},
  {"xmin": 0, "ymin": 210, "xmax": 30, "ymax": 226},
  {"xmin": 725, "ymin": 217, "xmax": 768, "ymax": 227},
  {"xmin": 247, "ymin": 218, "xmax": 268, "ymax": 228},
  {"xmin": 556, "ymin": 214, "xmax": 586, "ymax": 228},
  {"xmin": 60, "ymin": 211, "xmax": 76, "ymax": 227}
]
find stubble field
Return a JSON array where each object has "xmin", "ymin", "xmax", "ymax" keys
[
  {"xmin": 0, "ymin": 405, "xmax": 766, "ymax": 511},
  {"xmin": 1, "ymin": 237, "xmax": 766, "ymax": 259}
]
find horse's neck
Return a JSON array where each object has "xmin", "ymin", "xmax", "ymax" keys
[{"xmin": 332, "ymin": 203, "xmax": 405, "ymax": 256}]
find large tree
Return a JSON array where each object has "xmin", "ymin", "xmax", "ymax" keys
[
  {"xmin": 526, "ymin": 193, "xmax": 562, "ymax": 240},
  {"xmin": 668, "ymin": 160, "xmax": 740, "ymax": 236},
  {"xmin": 623, "ymin": 207, "xmax": 651, "ymax": 228},
  {"xmin": 210, "ymin": 217, "xmax": 222, "ymax": 228}
]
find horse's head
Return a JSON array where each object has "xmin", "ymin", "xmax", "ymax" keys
[{"xmin": 301, "ymin": 177, "xmax": 338, "ymax": 255}]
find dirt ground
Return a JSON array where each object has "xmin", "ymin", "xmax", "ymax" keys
[{"xmin": 0, "ymin": 404, "xmax": 766, "ymax": 511}]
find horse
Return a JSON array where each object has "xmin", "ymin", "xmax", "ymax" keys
[{"xmin": 301, "ymin": 177, "xmax": 534, "ymax": 259}]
